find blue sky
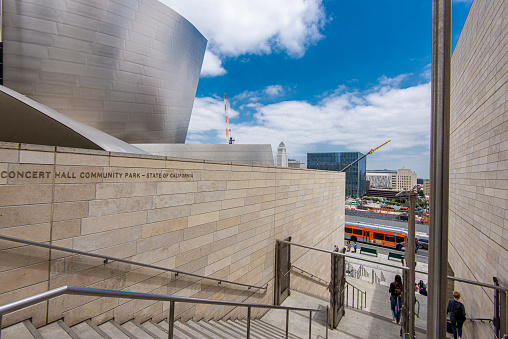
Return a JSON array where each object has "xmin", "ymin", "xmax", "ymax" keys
[{"xmin": 163, "ymin": 0, "xmax": 473, "ymax": 179}]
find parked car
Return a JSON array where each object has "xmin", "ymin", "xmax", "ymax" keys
[{"xmin": 417, "ymin": 237, "xmax": 428, "ymax": 250}]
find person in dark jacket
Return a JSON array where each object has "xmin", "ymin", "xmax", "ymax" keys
[
  {"xmin": 389, "ymin": 274, "xmax": 403, "ymax": 323},
  {"xmin": 447, "ymin": 291, "xmax": 466, "ymax": 339}
]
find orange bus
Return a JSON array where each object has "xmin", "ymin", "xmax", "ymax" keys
[{"xmin": 345, "ymin": 221, "xmax": 409, "ymax": 251}]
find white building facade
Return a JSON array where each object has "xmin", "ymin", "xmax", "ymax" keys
[
  {"xmin": 366, "ymin": 170, "xmax": 396, "ymax": 189},
  {"xmin": 276, "ymin": 142, "xmax": 289, "ymax": 167},
  {"xmin": 395, "ymin": 168, "xmax": 418, "ymax": 191},
  {"xmin": 288, "ymin": 159, "xmax": 306, "ymax": 169}
]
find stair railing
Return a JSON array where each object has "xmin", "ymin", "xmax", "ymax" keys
[
  {"xmin": 344, "ymin": 281, "xmax": 367, "ymax": 310},
  {"xmin": 0, "ymin": 286, "xmax": 328, "ymax": 339},
  {"xmin": 0, "ymin": 235, "xmax": 267, "ymax": 291},
  {"xmin": 290, "ymin": 264, "xmax": 329, "ymax": 286},
  {"xmin": 371, "ymin": 269, "xmax": 380, "ymax": 285}
]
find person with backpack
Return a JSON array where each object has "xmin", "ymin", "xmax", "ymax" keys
[
  {"xmin": 447, "ymin": 291, "xmax": 466, "ymax": 339},
  {"xmin": 353, "ymin": 242, "xmax": 358, "ymax": 253},
  {"xmin": 389, "ymin": 274, "xmax": 403, "ymax": 324}
]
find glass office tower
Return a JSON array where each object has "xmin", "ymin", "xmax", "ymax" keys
[{"xmin": 307, "ymin": 152, "xmax": 367, "ymax": 197}]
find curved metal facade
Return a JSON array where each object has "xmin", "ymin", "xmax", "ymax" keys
[{"xmin": 2, "ymin": 0, "xmax": 207, "ymax": 144}]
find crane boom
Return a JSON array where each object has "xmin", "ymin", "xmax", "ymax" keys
[{"xmin": 340, "ymin": 140, "xmax": 391, "ymax": 172}]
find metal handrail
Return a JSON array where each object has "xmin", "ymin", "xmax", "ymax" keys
[
  {"xmin": 277, "ymin": 239, "xmax": 410, "ymax": 271},
  {"xmin": 0, "ymin": 286, "xmax": 328, "ymax": 339},
  {"xmin": 345, "ymin": 281, "xmax": 367, "ymax": 310},
  {"xmin": 278, "ymin": 239, "xmax": 508, "ymax": 293},
  {"xmin": 290, "ymin": 265, "xmax": 329, "ymax": 286},
  {"xmin": 448, "ymin": 276, "xmax": 508, "ymax": 293},
  {"xmin": 0, "ymin": 235, "xmax": 267, "ymax": 291}
]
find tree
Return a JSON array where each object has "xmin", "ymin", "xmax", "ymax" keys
[{"xmin": 418, "ymin": 190, "xmax": 424, "ymax": 197}]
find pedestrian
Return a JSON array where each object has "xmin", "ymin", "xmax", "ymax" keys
[
  {"xmin": 418, "ymin": 280, "xmax": 427, "ymax": 296},
  {"xmin": 353, "ymin": 242, "xmax": 358, "ymax": 253},
  {"xmin": 347, "ymin": 240, "xmax": 351, "ymax": 252},
  {"xmin": 389, "ymin": 274, "xmax": 403, "ymax": 324},
  {"xmin": 447, "ymin": 291, "xmax": 466, "ymax": 339}
]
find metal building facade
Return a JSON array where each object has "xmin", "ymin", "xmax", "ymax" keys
[{"xmin": 2, "ymin": 0, "xmax": 207, "ymax": 144}]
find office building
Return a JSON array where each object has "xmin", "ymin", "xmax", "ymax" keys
[
  {"xmin": 395, "ymin": 169, "xmax": 417, "ymax": 191},
  {"xmin": 423, "ymin": 179, "xmax": 430, "ymax": 198},
  {"xmin": 366, "ymin": 170, "xmax": 396, "ymax": 189},
  {"xmin": 307, "ymin": 152, "xmax": 366, "ymax": 197},
  {"xmin": 288, "ymin": 159, "xmax": 306, "ymax": 169}
]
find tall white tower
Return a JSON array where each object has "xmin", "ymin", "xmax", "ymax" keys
[{"xmin": 276, "ymin": 142, "xmax": 288, "ymax": 167}]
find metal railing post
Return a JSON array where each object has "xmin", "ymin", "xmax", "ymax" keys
[
  {"xmin": 495, "ymin": 278, "xmax": 501, "ymax": 337},
  {"xmin": 168, "ymin": 301, "xmax": 175, "ymax": 339},
  {"xmin": 285, "ymin": 309, "xmax": 289, "ymax": 339},
  {"xmin": 346, "ymin": 284, "xmax": 349, "ymax": 307},
  {"xmin": 501, "ymin": 290, "xmax": 507, "ymax": 338},
  {"xmin": 495, "ymin": 277, "xmax": 508, "ymax": 338},
  {"xmin": 247, "ymin": 306, "xmax": 251, "ymax": 339},
  {"xmin": 352, "ymin": 286, "xmax": 355, "ymax": 308},
  {"xmin": 326, "ymin": 306, "xmax": 329, "ymax": 339},
  {"xmin": 357, "ymin": 289, "xmax": 359, "ymax": 309},
  {"xmin": 308, "ymin": 311, "xmax": 312, "ymax": 339}
]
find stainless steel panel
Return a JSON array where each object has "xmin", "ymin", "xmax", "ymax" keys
[
  {"xmin": 2, "ymin": 0, "xmax": 206, "ymax": 144},
  {"xmin": 0, "ymin": 85, "xmax": 147, "ymax": 154},
  {"xmin": 47, "ymin": 47, "xmax": 88, "ymax": 64}
]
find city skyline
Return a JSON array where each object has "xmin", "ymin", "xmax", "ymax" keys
[{"xmin": 162, "ymin": 0, "xmax": 473, "ymax": 179}]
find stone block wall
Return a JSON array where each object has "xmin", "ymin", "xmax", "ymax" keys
[
  {"xmin": 449, "ymin": 0, "xmax": 508, "ymax": 337},
  {"xmin": 0, "ymin": 142, "xmax": 344, "ymax": 328}
]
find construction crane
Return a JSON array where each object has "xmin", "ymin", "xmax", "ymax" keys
[
  {"xmin": 224, "ymin": 94, "xmax": 234, "ymax": 144},
  {"xmin": 340, "ymin": 140, "xmax": 391, "ymax": 172}
]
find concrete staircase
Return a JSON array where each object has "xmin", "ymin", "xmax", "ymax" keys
[
  {"xmin": 1, "ymin": 284, "xmax": 429, "ymax": 339},
  {"xmin": 1, "ymin": 316, "xmax": 299, "ymax": 338}
]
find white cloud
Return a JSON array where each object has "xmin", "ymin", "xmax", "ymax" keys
[
  {"xmin": 378, "ymin": 74, "xmax": 411, "ymax": 86},
  {"xmin": 160, "ymin": 0, "xmax": 327, "ymax": 76},
  {"xmin": 232, "ymin": 85, "xmax": 287, "ymax": 103},
  {"xmin": 264, "ymin": 85, "xmax": 285, "ymax": 97},
  {"xmin": 200, "ymin": 50, "xmax": 227, "ymax": 77},
  {"xmin": 187, "ymin": 96, "xmax": 239, "ymax": 132},
  {"xmin": 187, "ymin": 79, "xmax": 432, "ymax": 176}
]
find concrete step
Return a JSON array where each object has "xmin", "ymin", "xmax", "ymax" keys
[
  {"xmin": 174, "ymin": 320, "xmax": 214, "ymax": 339},
  {"xmin": 122, "ymin": 320, "xmax": 160, "ymax": 339},
  {"xmin": 223, "ymin": 319, "xmax": 259, "ymax": 338},
  {"xmin": 38, "ymin": 321, "xmax": 76, "ymax": 339},
  {"xmin": 71, "ymin": 320, "xmax": 110, "ymax": 339},
  {"xmin": 142, "ymin": 320, "xmax": 188, "ymax": 339},
  {"xmin": 189, "ymin": 320, "xmax": 235, "ymax": 339},
  {"xmin": 209, "ymin": 320, "xmax": 247, "ymax": 338},
  {"xmin": 0, "ymin": 320, "xmax": 39, "ymax": 339},
  {"xmin": 98, "ymin": 320, "xmax": 133, "ymax": 339},
  {"xmin": 238, "ymin": 319, "xmax": 288, "ymax": 338},
  {"xmin": 161, "ymin": 319, "xmax": 202, "ymax": 339},
  {"xmin": 138, "ymin": 321, "xmax": 169, "ymax": 339}
]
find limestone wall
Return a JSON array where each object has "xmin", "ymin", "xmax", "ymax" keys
[
  {"xmin": 449, "ymin": 0, "xmax": 508, "ymax": 337},
  {"xmin": 0, "ymin": 142, "xmax": 344, "ymax": 328}
]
